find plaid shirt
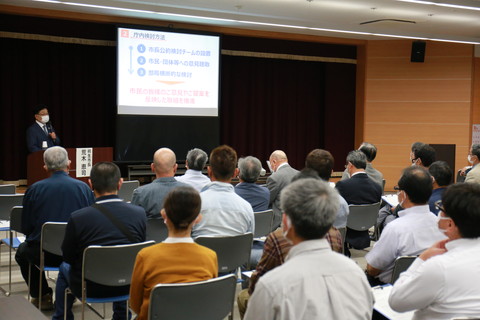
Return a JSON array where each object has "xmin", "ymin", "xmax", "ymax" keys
[{"xmin": 249, "ymin": 226, "xmax": 343, "ymax": 294}]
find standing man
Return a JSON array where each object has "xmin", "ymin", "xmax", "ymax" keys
[
  {"xmin": 15, "ymin": 146, "xmax": 94, "ymax": 309},
  {"xmin": 244, "ymin": 179, "xmax": 374, "ymax": 319},
  {"xmin": 175, "ymin": 148, "xmax": 211, "ymax": 192},
  {"xmin": 266, "ymin": 150, "xmax": 298, "ymax": 229},
  {"xmin": 26, "ymin": 104, "xmax": 60, "ymax": 153},
  {"xmin": 52, "ymin": 162, "xmax": 147, "ymax": 320},
  {"xmin": 132, "ymin": 148, "xmax": 188, "ymax": 218}
]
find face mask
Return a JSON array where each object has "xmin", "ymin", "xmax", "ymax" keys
[
  {"xmin": 437, "ymin": 213, "xmax": 451, "ymax": 234},
  {"xmin": 468, "ymin": 155, "xmax": 474, "ymax": 164},
  {"xmin": 282, "ymin": 216, "xmax": 293, "ymax": 244},
  {"xmin": 397, "ymin": 190, "xmax": 405, "ymax": 208},
  {"xmin": 40, "ymin": 115, "xmax": 49, "ymax": 124}
]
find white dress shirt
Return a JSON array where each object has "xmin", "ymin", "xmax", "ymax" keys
[
  {"xmin": 389, "ymin": 238, "xmax": 480, "ymax": 320},
  {"xmin": 191, "ymin": 181, "xmax": 254, "ymax": 238},
  {"xmin": 365, "ymin": 205, "xmax": 446, "ymax": 283},
  {"xmin": 244, "ymin": 239, "xmax": 374, "ymax": 320},
  {"xmin": 175, "ymin": 169, "xmax": 211, "ymax": 192}
]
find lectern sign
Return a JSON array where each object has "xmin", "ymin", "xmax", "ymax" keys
[{"xmin": 76, "ymin": 148, "xmax": 93, "ymax": 177}]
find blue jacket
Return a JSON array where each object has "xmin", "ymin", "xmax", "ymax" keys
[
  {"xmin": 22, "ymin": 171, "xmax": 94, "ymax": 243},
  {"xmin": 26, "ymin": 122, "xmax": 61, "ymax": 153}
]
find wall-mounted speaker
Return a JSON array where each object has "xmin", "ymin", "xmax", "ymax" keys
[{"xmin": 411, "ymin": 41, "xmax": 426, "ymax": 63}]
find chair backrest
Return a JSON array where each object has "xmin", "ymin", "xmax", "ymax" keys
[
  {"xmin": 391, "ymin": 256, "xmax": 416, "ymax": 284},
  {"xmin": 41, "ymin": 222, "xmax": 68, "ymax": 256},
  {"xmin": 0, "ymin": 194, "xmax": 24, "ymax": 220},
  {"xmin": 148, "ymin": 274, "xmax": 237, "ymax": 320},
  {"xmin": 0, "ymin": 184, "xmax": 16, "ymax": 195},
  {"xmin": 195, "ymin": 233, "xmax": 253, "ymax": 273},
  {"xmin": 346, "ymin": 202, "xmax": 381, "ymax": 231},
  {"xmin": 253, "ymin": 209, "xmax": 274, "ymax": 238},
  {"xmin": 83, "ymin": 241, "xmax": 155, "ymax": 286},
  {"xmin": 118, "ymin": 180, "xmax": 140, "ymax": 202},
  {"xmin": 9, "ymin": 206, "xmax": 23, "ymax": 233},
  {"xmin": 146, "ymin": 218, "xmax": 168, "ymax": 243}
]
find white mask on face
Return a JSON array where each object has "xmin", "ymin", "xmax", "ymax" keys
[
  {"xmin": 282, "ymin": 216, "xmax": 293, "ymax": 244},
  {"xmin": 468, "ymin": 154, "xmax": 474, "ymax": 164},
  {"xmin": 437, "ymin": 212, "xmax": 451, "ymax": 234},
  {"xmin": 40, "ymin": 115, "xmax": 49, "ymax": 124},
  {"xmin": 397, "ymin": 190, "xmax": 405, "ymax": 208}
]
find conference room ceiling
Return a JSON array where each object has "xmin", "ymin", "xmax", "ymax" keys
[{"xmin": 5, "ymin": 0, "xmax": 480, "ymax": 44}]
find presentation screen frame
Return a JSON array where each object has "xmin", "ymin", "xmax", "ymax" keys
[{"xmin": 117, "ymin": 24, "xmax": 221, "ymax": 117}]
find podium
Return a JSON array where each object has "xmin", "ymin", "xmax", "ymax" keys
[{"xmin": 27, "ymin": 147, "xmax": 113, "ymax": 186}]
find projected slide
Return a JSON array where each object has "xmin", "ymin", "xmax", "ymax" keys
[{"xmin": 117, "ymin": 27, "xmax": 220, "ymax": 116}]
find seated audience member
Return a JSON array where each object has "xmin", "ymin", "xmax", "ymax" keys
[
  {"xmin": 266, "ymin": 150, "xmax": 299, "ymax": 229},
  {"xmin": 464, "ymin": 143, "xmax": 480, "ymax": 184},
  {"xmin": 389, "ymin": 183, "xmax": 480, "ymax": 319},
  {"xmin": 411, "ymin": 142, "xmax": 436, "ymax": 168},
  {"xmin": 132, "ymin": 147, "xmax": 187, "ymax": 218},
  {"xmin": 305, "ymin": 148, "xmax": 349, "ymax": 229},
  {"xmin": 244, "ymin": 179, "xmax": 374, "ymax": 320},
  {"xmin": 377, "ymin": 141, "xmax": 435, "ymax": 232},
  {"xmin": 365, "ymin": 166, "xmax": 445, "ymax": 286},
  {"xmin": 237, "ymin": 168, "xmax": 343, "ymax": 318},
  {"xmin": 235, "ymin": 156, "xmax": 270, "ymax": 212},
  {"xmin": 341, "ymin": 142, "xmax": 384, "ymax": 188},
  {"xmin": 16, "ymin": 146, "xmax": 94, "ymax": 310},
  {"xmin": 130, "ymin": 186, "xmax": 218, "ymax": 320},
  {"xmin": 52, "ymin": 162, "xmax": 147, "ymax": 320},
  {"xmin": 335, "ymin": 150, "xmax": 382, "ymax": 251},
  {"xmin": 192, "ymin": 145, "xmax": 254, "ymax": 238},
  {"xmin": 428, "ymin": 161, "xmax": 452, "ymax": 215},
  {"xmin": 175, "ymin": 148, "xmax": 210, "ymax": 192}
]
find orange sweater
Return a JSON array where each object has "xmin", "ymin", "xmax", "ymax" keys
[{"xmin": 129, "ymin": 242, "xmax": 218, "ymax": 320}]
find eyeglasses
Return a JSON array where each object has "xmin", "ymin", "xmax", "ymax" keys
[
  {"xmin": 434, "ymin": 201, "xmax": 444, "ymax": 213},
  {"xmin": 411, "ymin": 158, "xmax": 418, "ymax": 164},
  {"xmin": 434, "ymin": 202, "xmax": 451, "ymax": 221}
]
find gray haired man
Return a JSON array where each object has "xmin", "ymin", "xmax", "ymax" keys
[
  {"xmin": 235, "ymin": 156, "xmax": 270, "ymax": 212},
  {"xmin": 244, "ymin": 179, "xmax": 374, "ymax": 319},
  {"xmin": 16, "ymin": 146, "xmax": 94, "ymax": 309},
  {"xmin": 176, "ymin": 148, "xmax": 211, "ymax": 192}
]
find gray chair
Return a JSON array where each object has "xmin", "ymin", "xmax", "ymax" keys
[
  {"xmin": 0, "ymin": 194, "xmax": 24, "ymax": 222},
  {"xmin": 148, "ymin": 274, "xmax": 237, "ymax": 320},
  {"xmin": 67, "ymin": 240, "xmax": 155, "ymax": 320},
  {"xmin": 195, "ymin": 233, "xmax": 253, "ymax": 274},
  {"xmin": 34, "ymin": 222, "xmax": 67, "ymax": 308},
  {"xmin": 0, "ymin": 184, "xmax": 16, "ymax": 195},
  {"xmin": 253, "ymin": 209, "xmax": 274, "ymax": 238},
  {"xmin": 146, "ymin": 218, "xmax": 168, "ymax": 243},
  {"xmin": 346, "ymin": 202, "xmax": 381, "ymax": 232},
  {"xmin": 390, "ymin": 256, "xmax": 416, "ymax": 284},
  {"xmin": 118, "ymin": 180, "xmax": 139, "ymax": 202},
  {"xmin": 0, "ymin": 206, "xmax": 23, "ymax": 296}
]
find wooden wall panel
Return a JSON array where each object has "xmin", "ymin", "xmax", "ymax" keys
[
  {"xmin": 363, "ymin": 40, "xmax": 474, "ymax": 191},
  {"xmin": 365, "ymin": 102, "xmax": 470, "ymax": 124},
  {"xmin": 473, "ymin": 58, "xmax": 480, "ymax": 124}
]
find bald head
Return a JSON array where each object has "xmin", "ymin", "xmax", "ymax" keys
[
  {"xmin": 152, "ymin": 148, "xmax": 177, "ymax": 177},
  {"xmin": 269, "ymin": 150, "xmax": 288, "ymax": 172}
]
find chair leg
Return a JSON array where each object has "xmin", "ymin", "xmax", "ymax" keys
[
  {"xmin": 39, "ymin": 252, "xmax": 44, "ymax": 310},
  {"xmin": 64, "ymin": 288, "xmax": 69, "ymax": 320},
  {"xmin": 7, "ymin": 232, "xmax": 12, "ymax": 296},
  {"xmin": 27, "ymin": 263, "xmax": 31, "ymax": 300}
]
